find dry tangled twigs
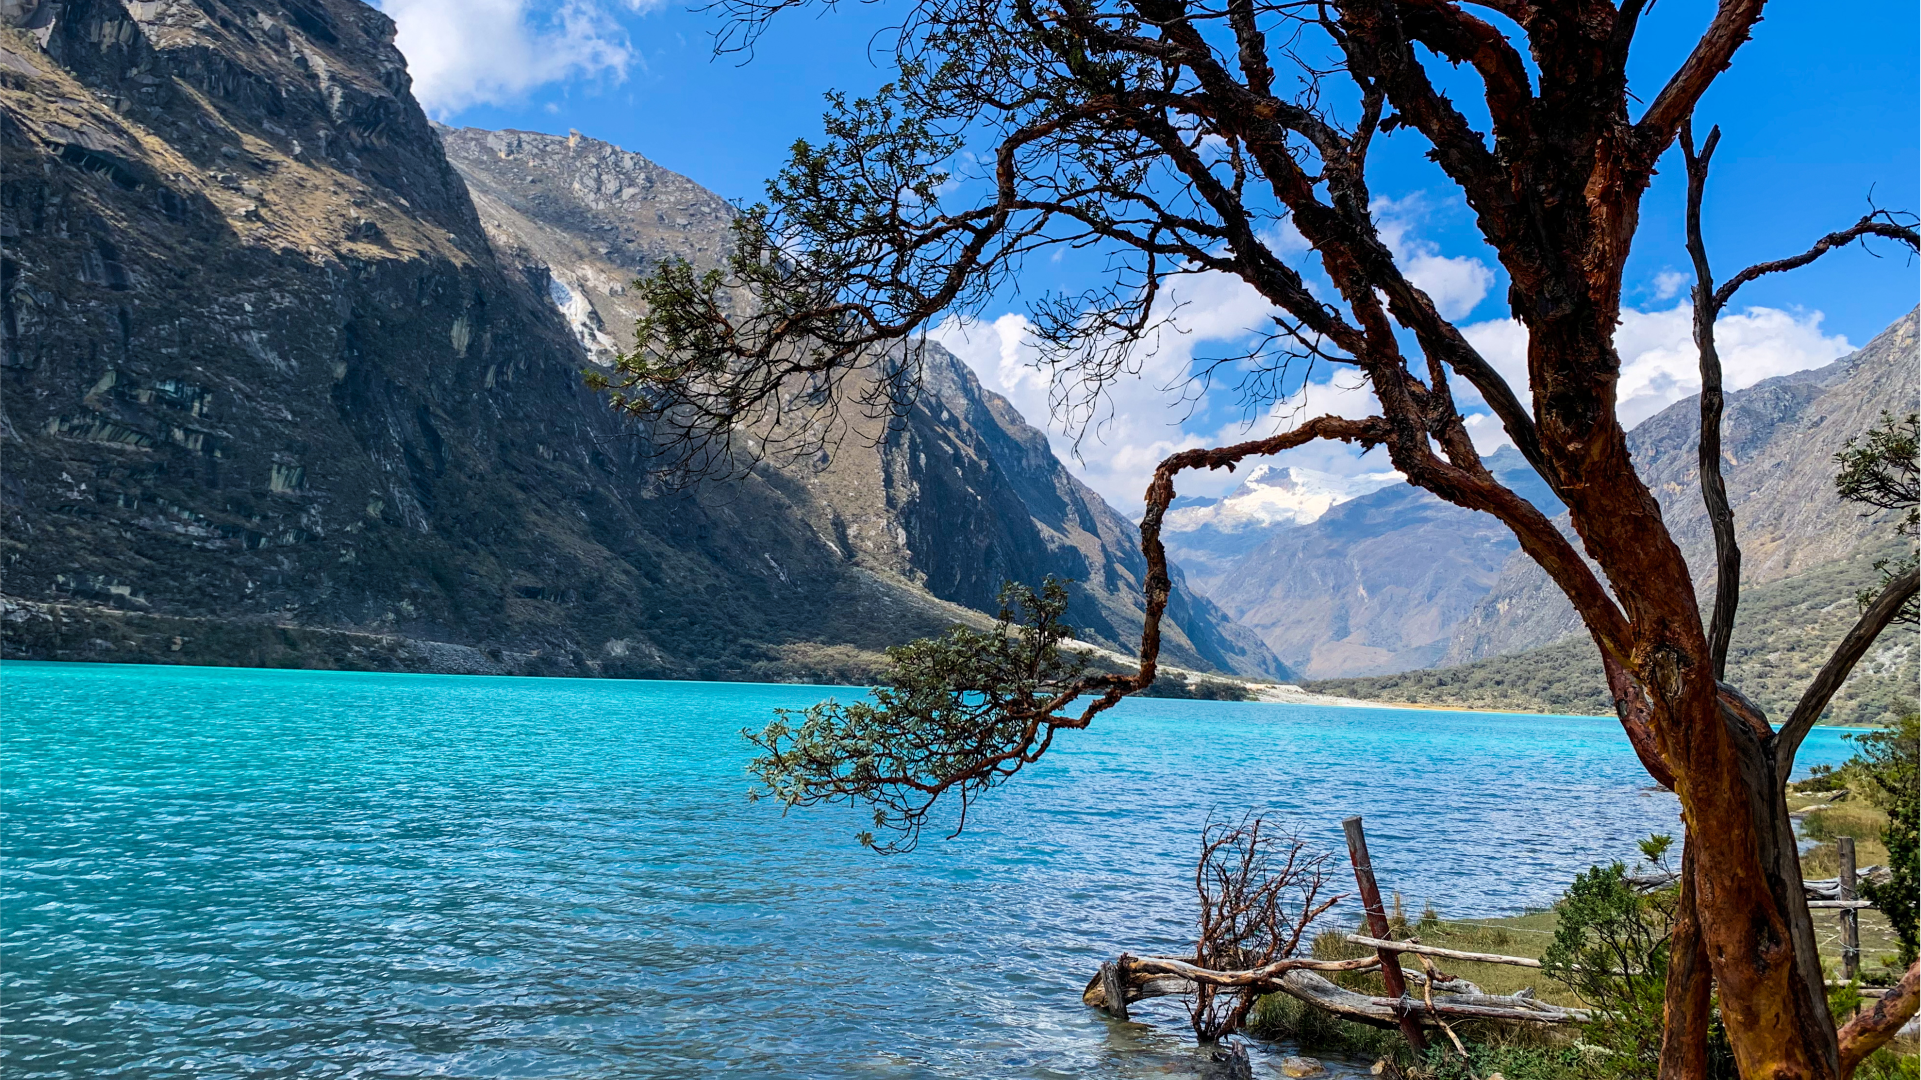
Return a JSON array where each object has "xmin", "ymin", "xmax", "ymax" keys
[{"xmin": 1189, "ymin": 815, "xmax": 1342, "ymax": 1039}]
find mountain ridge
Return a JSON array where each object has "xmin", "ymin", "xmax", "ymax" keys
[
  {"xmin": 0, "ymin": 1, "xmax": 1281, "ymax": 682},
  {"xmin": 1305, "ymin": 312, "xmax": 1918, "ymax": 723}
]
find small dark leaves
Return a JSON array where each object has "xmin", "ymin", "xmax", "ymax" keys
[
  {"xmin": 1835, "ymin": 411, "xmax": 1919, "ymax": 624},
  {"xmin": 743, "ymin": 577, "xmax": 1110, "ymax": 852},
  {"xmin": 1835, "ymin": 411, "xmax": 1920, "ymax": 532}
]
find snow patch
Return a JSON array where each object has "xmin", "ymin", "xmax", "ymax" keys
[{"xmin": 1165, "ymin": 463, "xmax": 1401, "ymax": 533}]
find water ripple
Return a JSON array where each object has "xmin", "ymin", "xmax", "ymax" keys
[{"xmin": 1, "ymin": 663, "xmax": 1853, "ymax": 1079}]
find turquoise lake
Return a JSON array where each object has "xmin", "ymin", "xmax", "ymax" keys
[{"xmin": 1, "ymin": 661, "xmax": 1858, "ymax": 1079}]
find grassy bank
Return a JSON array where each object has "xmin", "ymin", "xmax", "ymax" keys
[{"xmin": 1252, "ymin": 900, "xmax": 1912, "ymax": 1080}]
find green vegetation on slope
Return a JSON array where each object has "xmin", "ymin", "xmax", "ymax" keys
[{"xmin": 1307, "ymin": 543, "xmax": 1916, "ymax": 724}]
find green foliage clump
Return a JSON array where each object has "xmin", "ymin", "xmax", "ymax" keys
[
  {"xmin": 1835, "ymin": 411, "xmax": 1920, "ymax": 532},
  {"xmin": 1406, "ymin": 1042, "xmax": 1588, "ymax": 1080},
  {"xmin": 1136, "ymin": 676, "xmax": 1255, "ymax": 701},
  {"xmin": 1853, "ymin": 711, "xmax": 1921, "ymax": 965},
  {"xmin": 1797, "ymin": 762, "xmax": 1846, "ymax": 792},
  {"xmin": 1858, "ymin": 1046, "xmax": 1921, "ymax": 1080},
  {"xmin": 1540, "ymin": 838, "xmax": 1679, "ymax": 1080},
  {"xmin": 745, "ymin": 577, "xmax": 1104, "ymax": 851}
]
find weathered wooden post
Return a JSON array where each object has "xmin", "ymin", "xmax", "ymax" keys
[
  {"xmin": 1342, "ymin": 816, "xmax": 1428, "ymax": 1054},
  {"xmin": 1099, "ymin": 959, "xmax": 1130, "ymax": 1021},
  {"xmin": 1840, "ymin": 836, "xmax": 1860, "ymax": 984}
]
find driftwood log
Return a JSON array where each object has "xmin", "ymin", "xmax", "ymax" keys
[{"xmin": 1081, "ymin": 954, "xmax": 1589, "ymax": 1027}]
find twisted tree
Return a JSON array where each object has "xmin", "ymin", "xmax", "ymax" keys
[{"xmin": 604, "ymin": 0, "xmax": 1920, "ymax": 1075}]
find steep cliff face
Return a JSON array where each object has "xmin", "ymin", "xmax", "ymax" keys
[
  {"xmin": 439, "ymin": 125, "xmax": 1286, "ymax": 679},
  {"xmin": 0, "ymin": 0, "xmax": 943, "ymax": 679},
  {"xmin": 0, "ymin": 5, "xmax": 1277, "ymax": 681}
]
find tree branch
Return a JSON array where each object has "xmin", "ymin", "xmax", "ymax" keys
[
  {"xmin": 1337, "ymin": 0, "xmax": 1504, "ymax": 210},
  {"xmin": 1775, "ymin": 566, "xmax": 1920, "ymax": 772},
  {"xmin": 1715, "ymin": 216, "xmax": 1921, "ymax": 309},
  {"xmin": 1681, "ymin": 119, "xmax": 1741, "ymax": 680},
  {"xmin": 1396, "ymin": 0, "xmax": 1534, "ymax": 144},
  {"xmin": 1605, "ymin": 652, "xmax": 1676, "ymax": 789},
  {"xmin": 1635, "ymin": 0, "xmax": 1767, "ymax": 151},
  {"xmin": 1838, "ymin": 960, "xmax": 1919, "ymax": 1078}
]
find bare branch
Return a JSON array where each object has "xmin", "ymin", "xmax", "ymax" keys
[
  {"xmin": 1715, "ymin": 215, "xmax": 1921, "ymax": 309},
  {"xmin": 1681, "ymin": 119, "xmax": 1741, "ymax": 680},
  {"xmin": 1188, "ymin": 814, "xmax": 1341, "ymax": 1038},
  {"xmin": 1636, "ymin": 0, "xmax": 1767, "ymax": 151},
  {"xmin": 1337, "ymin": 0, "xmax": 1503, "ymax": 207}
]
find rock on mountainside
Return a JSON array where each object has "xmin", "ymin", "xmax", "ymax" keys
[{"xmin": 0, "ymin": 1, "xmax": 1281, "ymax": 681}]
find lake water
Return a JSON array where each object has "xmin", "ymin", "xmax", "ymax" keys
[{"xmin": 1, "ymin": 662, "xmax": 1856, "ymax": 1080}]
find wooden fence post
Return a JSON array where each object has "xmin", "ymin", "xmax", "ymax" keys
[
  {"xmin": 1840, "ymin": 836, "xmax": 1860, "ymax": 984},
  {"xmin": 1343, "ymin": 815, "xmax": 1428, "ymax": 1054}
]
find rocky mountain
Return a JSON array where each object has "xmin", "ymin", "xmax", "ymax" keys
[
  {"xmin": 1309, "ymin": 312, "xmax": 1918, "ymax": 724},
  {"xmin": 1156, "ymin": 310, "xmax": 1914, "ymax": 683},
  {"xmin": 436, "ymin": 124, "xmax": 1284, "ymax": 680},
  {"xmin": 1161, "ymin": 463, "xmax": 1401, "ymax": 591},
  {"xmin": 0, "ymin": 0, "xmax": 1282, "ymax": 682},
  {"xmin": 1310, "ymin": 536, "xmax": 1916, "ymax": 726},
  {"xmin": 1441, "ymin": 311, "xmax": 1917, "ymax": 664},
  {"xmin": 1202, "ymin": 448, "xmax": 1560, "ymax": 679}
]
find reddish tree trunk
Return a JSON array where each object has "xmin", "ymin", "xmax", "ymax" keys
[
  {"xmin": 1660, "ymin": 837, "xmax": 1712, "ymax": 1080},
  {"xmin": 1681, "ymin": 689, "xmax": 1838, "ymax": 1079}
]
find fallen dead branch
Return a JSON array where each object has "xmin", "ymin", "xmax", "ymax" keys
[
  {"xmin": 1345, "ymin": 934, "xmax": 1545, "ymax": 968},
  {"xmin": 1081, "ymin": 954, "xmax": 1589, "ymax": 1027}
]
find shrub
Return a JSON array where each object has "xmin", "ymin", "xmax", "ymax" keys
[
  {"xmin": 1858, "ymin": 1046, "xmax": 1921, "ymax": 1080},
  {"xmin": 1802, "ymin": 805, "xmax": 1888, "ymax": 844},
  {"xmin": 1408, "ymin": 1042, "xmax": 1588, "ymax": 1080},
  {"xmin": 1854, "ymin": 712, "xmax": 1920, "ymax": 965},
  {"xmin": 1541, "ymin": 860, "xmax": 1670, "ymax": 1080}
]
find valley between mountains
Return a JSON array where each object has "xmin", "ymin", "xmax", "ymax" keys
[{"xmin": 2, "ymin": 0, "xmax": 1912, "ymax": 723}]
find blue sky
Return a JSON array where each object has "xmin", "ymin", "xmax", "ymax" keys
[{"xmin": 380, "ymin": 0, "xmax": 1920, "ymax": 505}]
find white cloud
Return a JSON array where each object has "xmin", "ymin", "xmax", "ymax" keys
[
  {"xmin": 1652, "ymin": 270, "xmax": 1689, "ymax": 301},
  {"xmin": 378, "ymin": 0, "xmax": 657, "ymax": 116},
  {"xmin": 1373, "ymin": 195, "xmax": 1495, "ymax": 320},
  {"xmin": 936, "ymin": 311, "xmax": 1212, "ymax": 511},
  {"xmin": 935, "ymin": 268, "xmax": 1286, "ymax": 510},
  {"xmin": 942, "ymin": 210, "xmax": 1853, "ymax": 513},
  {"xmin": 938, "ymin": 205, "xmax": 1482, "ymax": 510},
  {"xmin": 1458, "ymin": 304, "xmax": 1852, "ymax": 449},
  {"xmin": 935, "ymin": 272, "xmax": 1402, "ymax": 512}
]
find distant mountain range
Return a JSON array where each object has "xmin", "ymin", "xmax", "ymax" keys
[
  {"xmin": 1184, "ymin": 448, "xmax": 1560, "ymax": 679},
  {"xmin": 1162, "ymin": 464, "xmax": 1402, "ymax": 589},
  {"xmin": 0, "ymin": 0, "xmax": 1281, "ymax": 683},
  {"xmin": 1312, "ymin": 314, "xmax": 1918, "ymax": 724}
]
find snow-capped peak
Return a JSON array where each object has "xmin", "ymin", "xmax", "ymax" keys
[{"xmin": 1164, "ymin": 464, "xmax": 1402, "ymax": 533}]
